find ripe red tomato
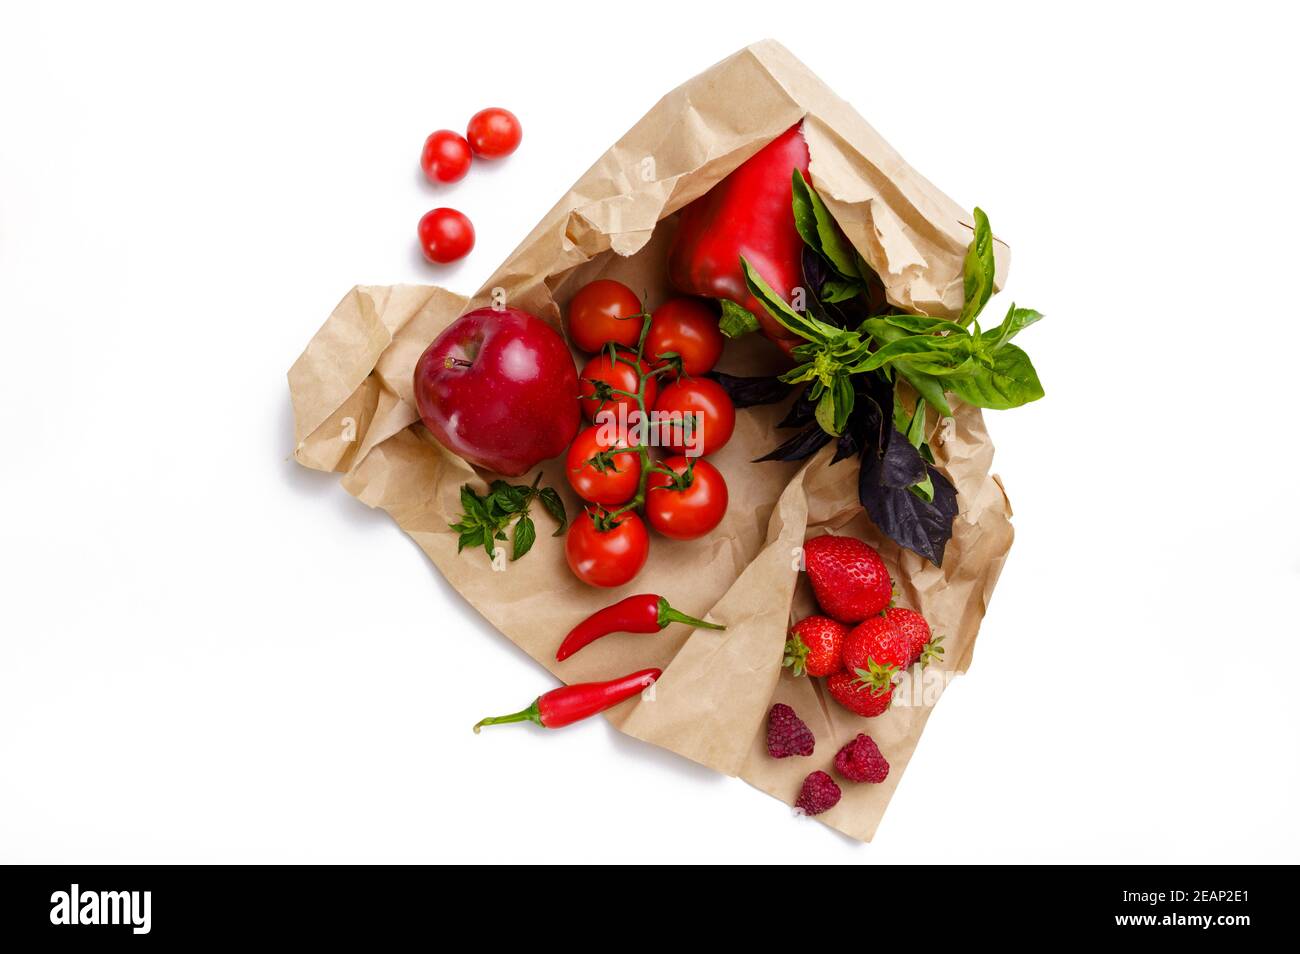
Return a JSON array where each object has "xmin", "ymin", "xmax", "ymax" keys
[
  {"xmin": 418, "ymin": 208, "xmax": 474, "ymax": 264},
  {"xmin": 420, "ymin": 130, "xmax": 472, "ymax": 184},
  {"xmin": 466, "ymin": 107, "xmax": 523, "ymax": 159},
  {"xmin": 565, "ymin": 509, "xmax": 649, "ymax": 588},
  {"xmin": 567, "ymin": 280, "xmax": 644, "ymax": 353},
  {"xmin": 565, "ymin": 425, "xmax": 642, "ymax": 506},
  {"xmin": 645, "ymin": 456, "xmax": 728, "ymax": 540},
  {"xmin": 645, "ymin": 297, "xmax": 724, "ymax": 376},
  {"xmin": 652, "ymin": 377, "xmax": 735, "ymax": 457},
  {"xmin": 578, "ymin": 352, "xmax": 658, "ymax": 424}
]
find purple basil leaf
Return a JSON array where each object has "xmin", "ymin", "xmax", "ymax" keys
[
  {"xmin": 707, "ymin": 371, "xmax": 793, "ymax": 408},
  {"xmin": 777, "ymin": 386, "xmax": 818, "ymax": 429},
  {"xmin": 802, "ymin": 246, "xmax": 832, "ymax": 298},
  {"xmin": 879, "ymin": 425, "xmax": 928, "ymax": 489},
  {"xmin": 754, "ymin": 423, "xmax": 832, "ymax": 462},
  {"xmin": 859, "ymin": 458, "xmax": 959, "ymax": 565},
  {"xmin": 832, "ymin": 430, "xmax": 860, "ymax": 463}
]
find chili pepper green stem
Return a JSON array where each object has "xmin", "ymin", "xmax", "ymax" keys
[
  {"xmin": 656, "ymin": 597, "xmax": 724, "ymax": 631},
  {"xmin": 472, "ymin": 698, "xmax": 543, "ymax": 733}
]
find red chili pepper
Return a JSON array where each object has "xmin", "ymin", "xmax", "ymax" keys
[
  {"xmin": 667, "ymin": 122, "xmax": 810, "ymax": 358},
  {"xmin": 555, "ymin": 594, "xmax": 724, "ymax": 662},
  {"xmin": 472, "ymin": 668, "xmax": 661, "ymax": 733}
]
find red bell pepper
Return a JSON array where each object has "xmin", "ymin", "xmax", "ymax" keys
[
  {"xmin": 472, "ymin": 668, "xmax": 661, "ymax": 733},
  {"xmin": 667, "ymin": 122, "xmax": 810, "ymax": 358}
]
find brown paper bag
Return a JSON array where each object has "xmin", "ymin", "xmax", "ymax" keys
[{"xmin": 287, "ymin": 39, "xmax": 1014, "ymax": 841}]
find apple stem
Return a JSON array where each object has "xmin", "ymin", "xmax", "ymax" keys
[{"xmin": 444, "ymin": 356, "xmax": 474, "ymax": 370}]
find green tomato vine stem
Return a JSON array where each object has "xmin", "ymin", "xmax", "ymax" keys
[{"xmin": 602, "ymin": 312, "xmax": 663, "ymax": 522}]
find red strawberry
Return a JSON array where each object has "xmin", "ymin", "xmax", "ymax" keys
[
  {"xmin": 887, "ymin": 607, "xmax": 944, "ymax": 667},
  {"xmin": 795, "ymin": 770, "xmax": 842, "ymax": 815},
  {"xmin": 802, "ymin": 535, "xmax": 892, "ymax": 623},
  {"xmin": 766, "ymin": 703, "xmax": 815, "ymax": 758},
  {"xmin": 826, "ymin": 670, "xmax": 893, "ymax": 718},
  {"xmin": 842, "ymin": 615, "xmax": 915, "ymax": 688},
  {"xmin": 833, "ymin": 733, "xmax": 890, "ymax": 783},
  {"xmin": 784, "ymin": 616, "xmax": 848, "ymax": 677}
]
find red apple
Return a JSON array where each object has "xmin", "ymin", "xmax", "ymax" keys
[{"xmin": 413, "ymin": 306, "xmax": 580, "ymax": 476}]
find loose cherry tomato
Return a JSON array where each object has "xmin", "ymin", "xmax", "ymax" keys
[
  {"xmin": 418, "ymin": 208, "xmax": 474, "ymax": 264},
  {"xmin": 652, "ymin": 377, "xmax": 735, "ymax": 457},
  {"xmin": 466, "ymin": 107, "xmax": 523, "ymax": 159},
  {"xmin": 645, "ymin": 456, "xmax": 728, "ymax": 540},
  {"xmin": 567, "ymin": 279, "xmax": 644, "ymax": 353},
  {"xmin": 565, "ymin": 509, "xmax": 650, "ymax": 588},
  {"xmin": 645, "ymin": 297, "xmax": 724, "ymax": 376},
  {"xmin": 565, "ymin": 425, "xmax": 642, "ymax": 506},
  {"xmin": 420, "ymin": 130, "xmax": 472, "ymax": 184},
  {"xmin": 578, "ymin": 351, "xmax": 658, "ymax": 424}
]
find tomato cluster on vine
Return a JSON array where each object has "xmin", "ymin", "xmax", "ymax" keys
[{"xmin": 561, "ymin": 280, "xmax": 735, "ymax": 587}]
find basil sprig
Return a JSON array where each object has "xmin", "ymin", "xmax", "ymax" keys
[
  {"xmin": 744, "ymin": 206, "xmax": 1045, "ymax": 431},
  {"xmin": 730, "ymin": 191, "xmax": 1046, "ymax": 566}
]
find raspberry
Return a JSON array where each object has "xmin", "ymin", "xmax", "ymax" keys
[
  {"xmin": 795, "ymin": 770, "xmax": 842, "ymax": 816},
  {"xmin": 833, "ymin": 733, "xmax": 890, "ymax": 783},
  {"xmin": 766, "ymin": 703, "xmax": 815, "ymax": 758}
]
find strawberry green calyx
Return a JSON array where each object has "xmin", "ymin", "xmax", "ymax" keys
[
  {"xmin": 655, "ymin": 597, "xmax": 724, "ymax": 631},
  {"xmin": 851, "ymin": 658, "xmax": 898, "ymax": 694},
  {"xmin": 919, "ymin": 634, "xmax": 946, "ymax": 668},
  {"xmin": 783, "ymin": 633, "xmax": 811, "ymax": 677}
]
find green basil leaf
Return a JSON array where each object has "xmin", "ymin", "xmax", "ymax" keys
[
  {"xmin": 909, "ymin": 474, "xmax": 935, "ymax": 503},
  {"xmin": 791, "ymin": 170, "xmax": 820, "ymax": 252},
  {"xmin": 456, "ymin": 526, "xmax": 485, "ymax": 553},
  {"xmin": 852, "ymin": 334, "xmax": 970, "ymax": 373},
  {"xmin": 903, "ymin": 397, "xmax": 934, "ymax": 501},
  {"xmin": 896, "ymin": 366, "xmax": 953, "ymax": 418},
  {"xmin": 904, "ymin": 350, "xmax": 976, "ymax": 378},
  {"xmin": 858, "ymin": 317, "xmax": 908, "ymax": 344},
  {"xmin": 718, "ymin": 299, "xmax": 760, "ymax": 338},
  {"xmin": 984, "ymin": 304, "xmax": 1043, "ymax": 350},
  {"xmin": 512, "ymin": 514, "xmax": 536, "ymax": 560},
  {"xmin": 820, "ymin": 279, "xmax": 862, "ymax": 303},
  {"xmin": 740, "ymin": 257, "xmax": 829, "ymax": 343},
  {"xmin": 905, "ymin": 397, "xmax": 927, "ymax": 449},
  {"xmin": 489, "ymin": 483, "xmax": 527, "ymax": 514},
  {"xmin": 778, "ymin": 362, "xmax": 818, "ymax": 385},
  {"xmin": 833, "ymin": 373, "xmax": 855, "ymax": 435},
  {"xmin": 792, "ymin": 171, "xmax": 861, "ymax": 280},
  {"xmin": 537, "ymin": 487, "xmax": 568, "ymax": 536},
  {"xmin": 945, "ymin": 343, "xmax": 1045, "ymax": 409},
  {"xmin": 891, "ymin": 391, "xmax": 911, "ymax": 434},
  {"xmin": 814, "ymin": 387, "xmax": 840, "ymax": 436},
  {"xmin": 959, "ymin": 207, "xmax": 995, "ymax": 326},
  {"xmin": 865, "ymin": 314, "xmax": 968, "ymax": 337},
  {"xmin": 459, "ymin": 485, "xmax": 491, "ymax": 524}
]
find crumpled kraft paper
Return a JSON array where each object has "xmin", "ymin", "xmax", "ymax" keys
[{"xmin": 287, "ymin": 40, "xmax": 1014, "ymax": 842}]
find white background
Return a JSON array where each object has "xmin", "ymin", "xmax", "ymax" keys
[{"xmin": 2, "ymin": 1, "xmax": 1297, "ymax": 863}]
